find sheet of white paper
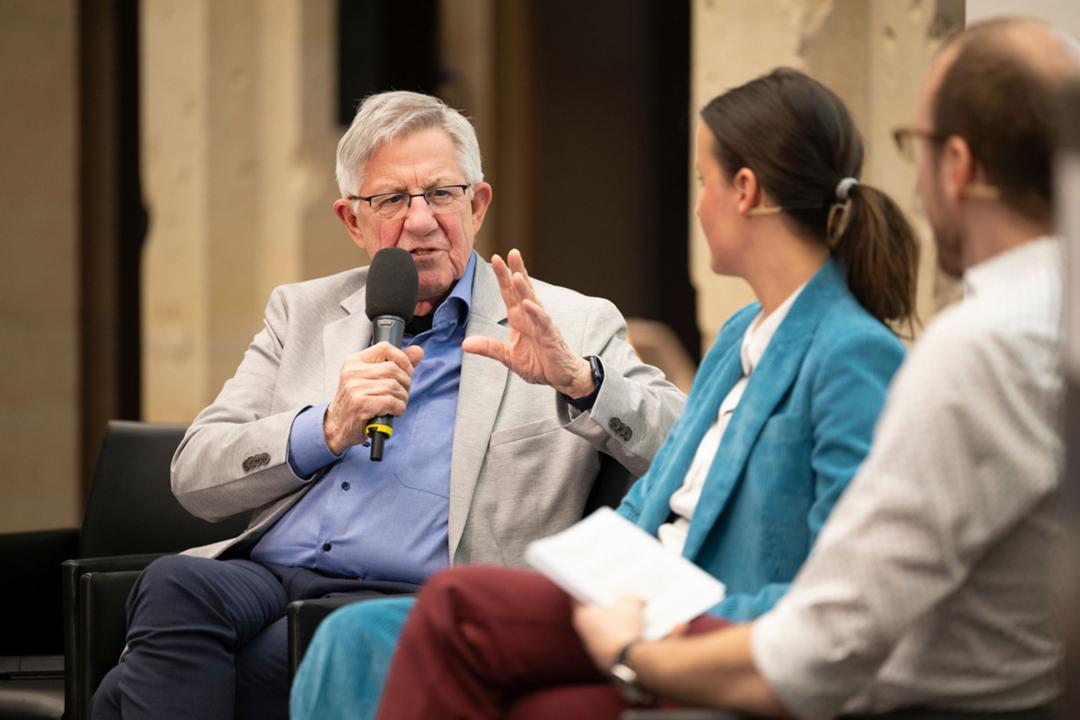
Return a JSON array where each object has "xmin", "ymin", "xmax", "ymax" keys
[{"xmin": 525, "ymin": 507, "xmax": 726, "ymax": 640}]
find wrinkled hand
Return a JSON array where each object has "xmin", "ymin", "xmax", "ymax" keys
[
  {"xmin": 462, "ymin": 249, "xmax": 594, "ymax": 398},
  {"xmin": 571, "ymin": 596, "xmax": 646, "ymax": 671},
  {"xmin": 323, "ymin": 342, "xmax": 425, "ymax": 455}
]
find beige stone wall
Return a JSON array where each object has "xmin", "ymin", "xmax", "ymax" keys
[
  {"xmin": 967, "ymin": 0, "xmax": 1080, "ymax": 37},
  {"xmin": 691, "ymin": 0, "xmax": 964, "ymax": 349},
  {"xmin": 142, "ymin": 0, "xmax": 345, "ymax": 423},
  {"xmin": 0, "ymin": 0, "xmax": 81, "ymax": 531}
]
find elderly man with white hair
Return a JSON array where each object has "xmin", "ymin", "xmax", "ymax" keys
[{"xmin": 88, "ymin": 91, "xmax": 684, "ymax": 720}]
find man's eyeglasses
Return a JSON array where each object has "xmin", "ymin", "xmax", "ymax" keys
[
  {"xmin": 348, "ymin": 184, "xmax": 471, "ymax": 219},
  {"xmin": 892, "ymin": 127, "xmax": 945, "ymax": 163}
]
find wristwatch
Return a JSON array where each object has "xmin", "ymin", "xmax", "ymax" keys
[
  {"xmin": 561, "ymin": 355, "xmax": 604, "ymax": 411},
  {"xmin": 609, "ymin": 640, "xmax": 654, "ymax": 705}
]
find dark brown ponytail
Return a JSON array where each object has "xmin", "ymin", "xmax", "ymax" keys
[
  {"xmin": 832, "ymin": 184, "xmax": 919, "ymax": 334},
  {"xmin": 701, "ymin": 68, "xmax": 919, "ymax": 333}
]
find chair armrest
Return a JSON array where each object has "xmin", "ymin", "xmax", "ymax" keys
[
  {"xmin": 0, "ymin": 528, "xmax": 79, "ymax": 655},
  {"xmin": 62, "ymin": 552, "xmax": 165, "ymax": 577},
  {"xmin": 61, "ymin": 554, "xmax": 163, "ymax": 720},
  {"xmin": 62, "ymin": 569, "xmax": 143, "ymax": 720}
]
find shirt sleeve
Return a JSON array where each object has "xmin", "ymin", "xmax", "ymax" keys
[
  {"xmin": 750, "ymin": 319, "xmax": 1061, "ymax": 719},
  {"xmin": 287, "ymin": 402, "xmax": 343, "ymax": 478}
]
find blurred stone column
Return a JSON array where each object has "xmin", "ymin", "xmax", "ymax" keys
[
  {"xmin": 0, "ymin": 0, "xmax": 80, "ymax": 530},
  {"xmin": 141, "ymin": 0, "xmax": 343, "ymax": 422},
  {"xmin": 690, "ymin": 0, "xmax": 963, "ymax": 348}
]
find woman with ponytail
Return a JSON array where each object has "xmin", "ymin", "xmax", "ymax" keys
[{"xmin": 291, "ymin": 68, "xmax": 920, "ymax": 720}]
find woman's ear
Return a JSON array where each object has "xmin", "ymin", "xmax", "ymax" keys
[{"xmin": 732, "ymin": 167, "xmax": 762, "ymax": 214}]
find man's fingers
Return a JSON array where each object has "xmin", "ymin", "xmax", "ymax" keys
[
  {"xmin": 491, "ymin": 254, "xmax": 519, "ymax": 310},
  {"xmin": 462, "ymin": 336, "xmax": 511, "ymax": 366},
  {"xmin": 404, "ymin": 344, "xmax": 425, "ymax": 366},
  {"xmin": 359, "ymin": 342, "xmax": 420, "ymax": 375},
  {"xmin": 507, "ymin": 248, "xmax": 531, "ymax": 280}
]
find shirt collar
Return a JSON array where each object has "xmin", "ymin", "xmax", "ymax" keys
[
  {"xmin": 740, "ymin": 281, "xmax": 807, "ymax": 375},
  {"xmin": 431, "ymin": 250, "xmax": 477, "ymax": 330},
  {"xmin": 962, "ymin": 235, "xmax": 1061, "ymax": 299}
]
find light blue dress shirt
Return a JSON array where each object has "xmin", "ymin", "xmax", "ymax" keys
[{"xmin": 249, "ymin": 253, "xmax": 477, "ymax": 585}]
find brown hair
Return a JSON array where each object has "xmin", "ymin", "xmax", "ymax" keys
[
  {"xmin": 700, "ymin": 68, "xmax": 918, "ymax": 332},
  {"xmin": 932, "ymin": 20, "xmax": 1060, "ymax": 224}
]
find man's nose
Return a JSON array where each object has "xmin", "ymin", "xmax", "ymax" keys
[{"xmin": 403, "ymin": 195, "xmax": 438, "ymax": 231}]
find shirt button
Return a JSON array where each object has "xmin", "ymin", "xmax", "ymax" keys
[
  {"xmin": 341, "ymin": 481, "xmax": 351, "ymax": 491},
  {"xmin": 322, "ymin": 542, "xmax": 332, "ymax": 552}
]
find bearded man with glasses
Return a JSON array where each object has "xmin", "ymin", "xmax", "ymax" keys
[{"xmin": 88, "ymin": 90, "xmax": 685, "ymax": 720}]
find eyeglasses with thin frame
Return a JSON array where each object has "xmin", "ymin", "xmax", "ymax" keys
[
  {"xmin": 892, "ymin": 127, "xmax": 945, "ymax": 163},
  {"xmin": 892, "ymin": 128, "xmax": 1003, "ymax": 200},
  {"xmin": 348, "ymin": 184, "xmax": 471, "ymax": 219}
]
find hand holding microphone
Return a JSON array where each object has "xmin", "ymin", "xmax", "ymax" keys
[{"xmin": 323, "ymin": 247, "xmax": 421, "ymax": 461}]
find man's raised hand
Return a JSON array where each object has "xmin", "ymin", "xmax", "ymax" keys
[{"xmin": 462, "ymin": 249, "xmax": 595, "ymax": 399}]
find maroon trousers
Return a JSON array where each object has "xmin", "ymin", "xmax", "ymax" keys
[{"xmin": 377, "ymin": 566, "xmax": 727, "ymax": 720}]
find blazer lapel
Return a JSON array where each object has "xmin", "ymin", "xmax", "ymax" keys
[
  {"xmin": 322, "ymin": 281, "xmax": 372, "ymax": 399},
  {"xmin": 634, "ymin": 338, "xmax": 746, "ymax": 533},
  {"xmin": 681, "ymin": 260, "xmax": 846, "ymax": 560},
  {"xmin": 448, "ymin": 259, "xmax": 509, "ymax": 560}
]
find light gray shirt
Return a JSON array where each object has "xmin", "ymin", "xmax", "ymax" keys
[{"xmin": 752, "ymin": 238, "xmax": 1064, "ymax": 719}]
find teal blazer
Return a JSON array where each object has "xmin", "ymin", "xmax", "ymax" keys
[{"xmin": 617, "ymin": 259, "xmax": 904, "ymax": 622}]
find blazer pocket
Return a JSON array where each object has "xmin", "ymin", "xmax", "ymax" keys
[{"xmin": 488, "ymin": 418, "xmax": 564, "ymax": 448}]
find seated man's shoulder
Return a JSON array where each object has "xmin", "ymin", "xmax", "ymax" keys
[
  {"xmin": 272, "ymin": 267, "xmax": 366, "ymax": 304},
  {"xmin": 263, "ymin": 267, "xmax": 367, "ymax": 324}
]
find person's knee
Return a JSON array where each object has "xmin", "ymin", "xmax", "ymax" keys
[
  {"xmin": 421, "ymin": 566, "xmax": 494, "ymax": 602},
  {"xmin": 317, "ymin": 597, "xmax": 415, "ymax": 651},
  {"xmin": 418, "ymin": 566, "xmax": 523, "ymax": 617},
  {"xmin": 130, "ymin": 554, "xmax": 220, "ymax": 613},
  {"xmin": 138, "ymin": 554, "xmax": 207, "ymax": 591}
]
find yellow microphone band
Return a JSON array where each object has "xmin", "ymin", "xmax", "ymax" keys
[{"xmin": 365, "ymin": 422, "xmax": 394, "ymax": 438}]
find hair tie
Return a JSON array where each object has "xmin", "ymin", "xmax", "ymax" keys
[{"xmin": 835, "ymin": 177, "xmax": 859, "ymax": 202}]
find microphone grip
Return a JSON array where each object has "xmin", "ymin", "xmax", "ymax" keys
[
  {"xmin": 371, "ymin": 315, "xmax": 406, "ymax": 347},
  {"xmin": 369, "ymin": 432, "xmax": 386, "ymax": 462},
  {"xmin": 367, "ymin": 314, "xmax": 407, "ymax": 461}
]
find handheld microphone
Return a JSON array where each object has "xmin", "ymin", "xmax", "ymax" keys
[{"xmin": 364, "ymin": 247, "xmax": 419, "ymax": 461}]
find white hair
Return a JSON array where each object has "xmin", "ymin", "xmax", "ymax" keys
[{"xmin": 335, "ymin": 91, "xmax": 484, "ymax": 197}]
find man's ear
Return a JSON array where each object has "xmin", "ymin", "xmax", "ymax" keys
[
  {"xmin": 333, "ymin": 198, "xmax": 367, "ymax": 250},
  {"xmin": 940, "ymin": 135, "xmax": 976, "ymax": 205},
  {"xmin": 470, "ymin": 182, "xmax": 493, "ymax": 233},
  {"xmin": 732, "ymin": 167, "xmax": 761, "ymax": 214}
]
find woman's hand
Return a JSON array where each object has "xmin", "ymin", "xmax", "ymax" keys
[{"xmin": 571, "ymin": 596, "xmax": 647, "ymax": 671}]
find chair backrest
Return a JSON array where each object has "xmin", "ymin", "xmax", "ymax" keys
[{"xmin": 78, "ymin": 421, "xmax": 251, "ymax": 558}]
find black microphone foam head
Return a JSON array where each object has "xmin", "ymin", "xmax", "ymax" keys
[{"xmin": 365, "ymin": 247, "xmax": 419, "ymax": 323}]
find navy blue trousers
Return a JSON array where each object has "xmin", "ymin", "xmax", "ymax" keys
[{"xmin": 89, "ymin": 555, "xmax": 417, "ymax": 720}]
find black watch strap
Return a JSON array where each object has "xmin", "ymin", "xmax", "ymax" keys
[
  {"xmin": 610, "ymin": 639, "xmax": 653, "ymax": 705},
  {"xmin": 561, "ymin": 355, "xmax": 604, "ymax": 411}
]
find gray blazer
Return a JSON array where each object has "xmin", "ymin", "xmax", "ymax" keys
[{"xmin": 171, "ymin": 256, "xmax": 685, "ymax": 567}]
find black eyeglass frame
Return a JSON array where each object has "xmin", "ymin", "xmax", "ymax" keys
[
  {"xmin": 891, "ymin": 127, "xmax": 946, "ymax": 162},
  {"xmin": 347, "ymin": 184, "xmax": 471, "ymax": 217}
]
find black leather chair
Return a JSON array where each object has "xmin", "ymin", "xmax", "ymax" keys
[
  {"xmin": 60, "ymin": 421, "xmax": 253, "ymax": 720},
  {"xmin": 285, "ymin": 452, "xmax": 638, "ymax": 676},
  {"xmin": 0, "ymin": 528, "xmax": 76, "ymax": 720}
]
